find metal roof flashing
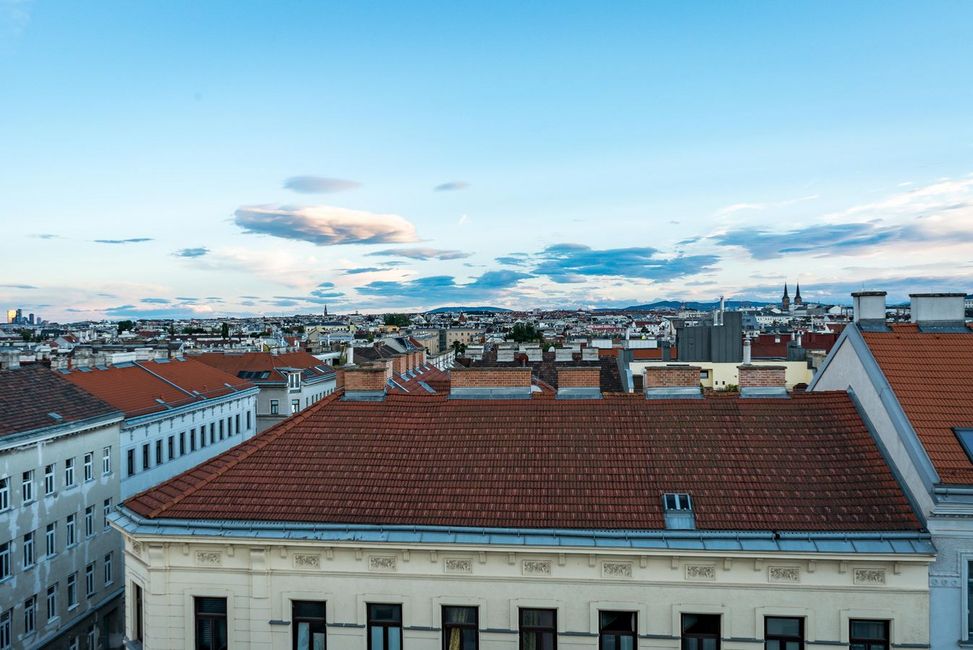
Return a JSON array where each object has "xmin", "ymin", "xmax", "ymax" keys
[{"xmin": 644, "ymin": 386, "xmax": 702, "ymax": 400}]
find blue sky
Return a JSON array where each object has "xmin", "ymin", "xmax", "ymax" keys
[{"xmin": 2, "ymin": 1, "xmax": 972, "ymax": 320}]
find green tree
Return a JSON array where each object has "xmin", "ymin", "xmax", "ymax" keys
[
  {"xmin": 383, "ymin": 313, "xmax": 410, "ymax": 327},
  {"xmin": 19, "ymin": 329, "xmax": 32, "ymax": 342},
  {"xmin": 116, "ymin": 320, "xmax": 134, "ymax": 334},
  {"xmin": 451, "ymin": 341, "xmax": 467, "ymax": 355},
  {"xmin": 221, "ymin": 322, "xmax": 230, "ymax": 338},
  {"xmin": 508, "ymin": 322, "xmax": 540, "ymax": 343}
]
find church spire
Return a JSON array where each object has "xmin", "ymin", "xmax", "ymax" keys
[
  {"xmin": 794, "ymin": 282, "xmax": 802, "ymax": 306},
  {"xmin": 781, "ymin": 282, "xmax": 791, "ymax": 311}
]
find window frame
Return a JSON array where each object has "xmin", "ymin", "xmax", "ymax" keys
[
  {"xmin": 764, "ymin": 616, "xmax": 803, "ymax": 650},
  {"xmin": 0, "ymin": 542, "xmax": 9, "ymax": 581},
  {"xmin": 849, "ymin": 619, "xmax": 889, "ymax": 650},
  {"xmin": 102, "ymin": 446, "xmax": 112, "ymax": 475},
  {"xmin": 44, "ymin": 463, "xmax": 56, "ymax": 496},
  {"xmin": 292, "ymin": 600, "xmax": 327, "ymax": 650},
  {"xmin": 442, "ymin": 605, "xmax": 479, "ymax": 650},
  {"xmin": 132, "ymin": 582, "xmax": 143, "ymax": 642},
  {"xmin": 85, "ymin": 562, "xmax": 95, "ymax": 598},
  {"xmin": 24, "ymin": 596, "xmax": 36, "ymax": 635},
  {"xmin": 22, "ymin": 470, "xmax": 34, "ymax": 503},
  {"xmin": 46, "ymin": 583, "xmax": 58, "ymax": 622},
  {"xmin": 67, "ymin": 573, "xmax": 78, "ymax": 609},
  {"xmin": 23, "ymin": 530, "xmax": 35, "ymax": 568},
  {"xmin": 681, "ymin": 613, "xmax": 721, "ymax": 650},
  {"xmin": 127, "ymin": 449, "xmax": 135, "ymax": 477},
  {"xmin": 367, "ymin": 603, "xmax": 403, "ymax": 650},
  {"xmin": 45, "ymin": 522, "xmax": 56, "ymax": 557},
  {"xmin": 194, "ymin": 596, "xmax": 228, "ymax": 650},
  {"xmin": 519, "ymin": 608, "xmax": 557, "ymax": 650},
  {"xmin": 83, "ymin": 451, "xmax": 93, "ymax": 482},
  {"xmin": 0, "ymin": 608, "xmax": 10, "ymax": 650},
  {"xmin": 64, "ymin": 459, "xmax": 75, "ymax": 487},
  {"xmin": 66, "ymin": 513, "xmax": 77, "ymax": 546},
  {"xmin": 0, "ymin": 477, "xmax": 8, "ymax": 511},
  {"xmin": 270, "ymin": 400, "xmax": 280, "ymax": 415},
  {"xmin": 598, "ymin": 611, "xmax": 637, "ymax": 650}
]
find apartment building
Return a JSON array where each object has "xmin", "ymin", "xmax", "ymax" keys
[
  {"xmin": 112, "ymin": 366, "xmax": 932, "ymax": 650},
  {"xmin": 0, "ymin": 365, "xmax": 125, "ymax": 649},
  {"xmin": 61, "ymin": 358, "xmax": 259, "ymax": 499}
]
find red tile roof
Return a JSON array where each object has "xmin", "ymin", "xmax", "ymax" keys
[
  {"xmin": 194, "ymin": 351, "xmax": 335, "ymax": 385},
  {"xmin": 862, "ymin": 324, "xmax": 973, "ymax": 485},
  {"xmin": 62, "ymin": 359, "xmax": 253, "ymax": 418},
  {"xmin": 0, "ymin": 366, "xmax": 120, "ymax": 438},
  {"xmin": 125, "ymin": 391, "xmax": 920, "ymax": 532}
]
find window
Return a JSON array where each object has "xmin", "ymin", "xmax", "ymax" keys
[
  {"xmin": 219, "ymin": 419, "xmax": 224, "ymax": 440},
  {"xmin": 443, "ymin": 606, "xmax": 477, "ymax": 650},
  {"xmin": 127, "ymin": 449, "xmax": 135, "ymax": 476},
  {"xmin": 44, "ymin": 464, "xmax": 56, "ymax": 495},
  {"xmin": 168, "ymin": 436, "xmax": 175, "ymax": 460},
  {"xmin": 65, "ymin": 458, "xmax": 75, "ymax": 487},
  {"xmin": 156, "ymin": 439, "xmax": 163, "ymax": 465},
  {"xmin": 22, "ymin": 470, "xmax": 34, "ymax": 503},
  {"xmin": 367, "ymin": 604, "xmax": 402, "ymax": 650},
  {"xmin": 293, "ymin": 600, "xmax": 326, "ymax": 650},
  {"xmin": 235, "ymin": 414, "xmax": 240, "ymax": 435},
  {"xmin": 765, "ymin": 617, "xmax": 802, "ymax": 650},
  {"xmin": 87, "ymin": 626, "xmax": 96, "ymax": 649},
  {"xmin": 133, "ymin": 583, "xmax": 143, "ymax": 642},
  {"xmin": 85, "ymin": 562, "xmax": 95, "ymax": 597},
  {"xmin": 681, "ymin": 614, "xmax": 720, "ymax": 650},
  {"xmin": 246, "ymin": 411, "xmax": 252, "ymax": 430},
  {"xmin": 663, "ymin": 493, "xmax": 695, "ymax": 529},
  {"xmin": 191, "ymin": 428, "xmax": 198, "ymax": 452},
  {"xmin": 0, "ymin": 477, "xmax": 8, "ymax": 510},
  {"xmin": 849, "ymin": 620, "xmax": 889, "ymax": 650},
  {"xmin": 0, "ymin": 542, "xmax": 9, "ymax": 580},
  {"xmin": 66, "ymin": 514, "xmax": 77, "ymax": 546},
  {"xmin": 270, "ymin": 400, "xmax": 279, "ymax": 415},
  {"xmin": 142, "ymin": 443, "xmax": 150, "ymax": 470},
  {"xmin": 0, "ymin": 609, "xmax": 9, "ymax": 650},
  {"xmin": 103, "ymin": 446, "xmax": 112, "ymax": 474},
  {"xmin": 23, "ymin": 531, "xmax": 35, "ymax": 568},
  {"xmin": 24, "ymin": 596, "xmax": 36, "ymax": 635},
  {"xmin": 104, "ymin": 498, "xmax": 113, "ymax": 529},
  {"xmin": 520, "ymin": 608, "xmax": 556, "ymax": 650},
  {"xmin": 195, "ymin": 597, "xmax": 227, "ymax": 650},
  {"xmin": 69, "ymin": 636, "xmax": 79, "ymax": 650},
  {"xmin": 47, "ymin": 583, "xmax": 58, "ymax": 621},
  {"xmin": 209, "ymin": 423, "xmax": 215, "ymax": 444},
  {"xmin": 104, "ymin": 552, "xmax": 113, "ymax": 585},
  {"xmin": 663, "ymin": 493, "xmax": 692, "ymax": 510},
  {"xmin": 180, "ymin": 432, "xmax": 186, "ymax": 456},
  {"xmin": 45, "ymin": 523, "xmax": 56, "ymax": 557},
  {"xmin": 84, "ymin": 452, "xmax": 93, "ymax": 481},
  {"xmin": 67, "ymin": 572, "xmax": 78, "ymax": 608},
  {"xmin": 85, "ymin": 506, "xmax": 95, "ymax": 537},
  {"xmin": 291, "ymin": 399, "xmax": 300, "ymax": 413},
  {"xmin": 599, "ymin": 612, "xmax": 636, "ymax": 650}
]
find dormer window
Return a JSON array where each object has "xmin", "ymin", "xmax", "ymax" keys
[
  {"xmin": 955, "ymin": 429, "xmax": 973, "ymax": 463},
  {"xmin": 288, "ymin": 372, "xmax": 301, "ymax": 390},
  {"xmin": 662, "ymin": 492, "xmax": 695, "ymax": 530},
  {"xmin": 663, "ymin": 492, "xmax": 692, "ymax": 511}
]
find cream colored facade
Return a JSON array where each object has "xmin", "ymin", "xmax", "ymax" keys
[
  {"xmin": 115, "ymin": 530, "xmax": 931, "ymax": 649},
  {"xmin": 630, "ymin": 360, "xmax": 813, "ymax": 391}
]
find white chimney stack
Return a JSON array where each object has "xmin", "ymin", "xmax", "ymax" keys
[
  {"xmin": 852, "ymin": 291, "xmax": 887, "ymax": 327},
  {"xmin": 742, "ymin": 337, "xmax": 752, "ymax": 364},
  {"xmin": 909, "ymin": 293, "xmax": 966, "ymax": 329}
]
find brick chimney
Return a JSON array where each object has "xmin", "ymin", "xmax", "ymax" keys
[
  {"xmin": 391, "ymin": 354, "xmax": 408, "ymax": 376},
  {"xmin": 450, "ymin": 367, "xmax": 532, "ymax": 400},
  {"xmin": 556, "ymin": 367, "xmax": 601, "ymax": 400},
  {"xmin": 343, "ymin": 365, "xmax": 388, "ymax": 401},
  {"xmin": 738, "ymin": 364, "xmax": 787, "ymax": 398},
  {"xmin": 643, "ymin": 365, "xmax": 701, "ymax": 399}
]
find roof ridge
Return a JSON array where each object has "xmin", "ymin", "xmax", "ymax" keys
[
  {"xmin": 134, "ymin": 360, "xmax": 197, "ymax": 399},
  {"xmin": 141, "ymin": 390, "xmax": 344, "ymax": 518}
]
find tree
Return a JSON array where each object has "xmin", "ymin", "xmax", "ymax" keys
[
  {"xmin": 19, "ymin": 329, "xmax": 32, "ymax": 342},
  {"xmin": 508, "ymin": 322, "xmax": 540, "ymax": 343},
  {"xmin": 116, "ymin": 320, "xmax": 134, "ymax": 334},
  {"xmin": 221, "ymin": 322, "xmax": 230, "ymax": 338},
  {"xmin": 451, "ymin": 340, "xmax": 467, "ymax": 355},
  {"xmin": 383, "ymin": 313, "xmax": 410, "ymax": 328}
]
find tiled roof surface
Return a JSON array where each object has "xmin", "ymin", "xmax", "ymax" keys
[
  {"xmin": 0, "ymin": 365, "xmax": 119, "ymax": 438},
  {"xmin": 62, "ymin": 359, "xmax": 253, "ymax": 418},
  {"xmin": 750, "ymin": 332, "xmax": 840, "ymax": 359},
  {"xmin": 387, "ymin": 363, "xmax": 451, "ymax": 394},
  {"xmin": 126, "ymin": 391, "xmax": 920, "ymax": 532},
  {"xmin": 194, "ymin": 351, "xmax": 335, "ymax": 385},
  {"xmin": 863, "ymin": 324, "xmax": 973, "ymax": 485}
]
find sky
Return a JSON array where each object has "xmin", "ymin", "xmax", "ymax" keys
[{"xmin": 2, "ymin": 1, "xmax": 972, "ymax": 321}]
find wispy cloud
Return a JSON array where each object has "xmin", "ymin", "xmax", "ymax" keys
[
  {"xmin": 434, "ymin": 181, "xmax": 470, "ymax": 192},
  {"xmin": 367, "ymin": 247, "xmax": 472, "ymax": 261},
  {"xmin": 141, "ymin": 297, "xmax": 170, "ymax": 304},
  {"xmin": 174, "ymin": 247, "xmax": 209, "ymax": 258},
  {"xmin": 234, "ymin": 204, "xmax": 419, "ymax": 245},
  {"xmin": 31, "ymin": 233, "xmax": 60, "ymax": 240},
  {"xmin": 93, "ymin": 238, "xmax": 153, "ymax": 245},
  {"xmin": 342, "ymin": 266, "xmax": 383, "ymax": 275},
  {"xmin": 358, "ymin": 269, "xmax": 530, "ymax": 301},
  {"xmin": 0, "ymin": 283, "xmax": 37, "ymax": 289},
  {"xmin": 533, "ymin": 243, "xmax": 719, "ymax": 283},
  {"xmin": 283, "ymin": 176, "xmax": 361, "ymax": 194}
]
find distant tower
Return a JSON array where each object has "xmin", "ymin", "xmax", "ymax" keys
[
  {"xmin": 794, "ymin": 282, "xmax": 803, "ymax": 307},
  {"xmin": 781, "ymin": 283, "xmax": 791, "ymax": 311},
  {"xmin": 323, "ymin": 304, "xmax": 328, "ymax": 317}
]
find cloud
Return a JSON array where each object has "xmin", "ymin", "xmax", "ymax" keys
[
  {"xmin": 434, "ymin": 181, "xmax": 470, "ymax": 192},
  {"xmin": 174, "ymin": 247, "xmax": 209, "ymax": 258},
  {"xmin": 283, "ymin": 176, "xmax": 361, "ymax": 194},
  {"xmin": 342, "ymin": 266, "xmax": 383, "ymax": 275},
  {"xmin": 0, "ymin": 283, "xmax": 37, "ymax": 289},
  {"xmin": 141, "ymin": 298, "xmax": 170, "ymax": 304},
  {"xmin": 358, "ymin": 270, "xmax": 530, "ymax": 301},
  {"xmin": 532, "ymin": 243, "xmax": 719, "ymax": 283},
  {"xmin": 93, "ymin": 238, "xmax": 153, "ymax": 245},
  {"xmin": 234, "ymin": 204, "xmax": 419, "ymax": 245},
  {"xmin": 31, "ymin": 233, "xmax": 60, "ymax": 240},
  {"xmin": 367, "ymin": 247, "xmax": 472, "ymax": 261},
  {"xmin": 740, "ymin": 275, "xmax": 973, "ymax": 305},
  {"xmin": 496, "ymin": 255, "xmax": 531, "ymax": 267}
]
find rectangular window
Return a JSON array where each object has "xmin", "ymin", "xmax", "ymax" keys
[
  {"xmin": 103, "ymin": 446, "xmax": 112, "ymax": 474},
  {"xmin": 292, "ymin": 399, "xmax": 300, "ymax": 413},
  {"xmin": 103, "ymin": 498, "xmax": 112, "ymax": 530},
  {"xmin": 765, "ymin": 617, "xmax": 803, "ymax": 650},
  {"xmin": 520, "ymin": 608, "xmax": 556, "ymax": 650},
  {"xmin": 66, "ymin": 514, "xmax": 77, "ymax": 546},
  {"xmin": 246, "ymin": 411, "xmax": 252, "ymax": 430},
  {"xmin": 133, "ymin": 583, "xmax": 144, "ymax": 642},
  {"xmin": 443, "ymin": 606, "xmax": 478, "ymax": 650},
  {"xmin": 682, "ymin": 614, "xmax": 720, "ymax": 650},
  {"xmin": 209, "ymin": 423, "xmax": 215, "ymax": 444},
  {"xmin": 235, "ymin": 414, "xmax": 240, "ymax": 435},
  {"xmin": 22, "ymin": 470, "xmax": 34, "ymax": 503},
  {"xmin": 195, "ymin": 597, "xmax": 227, "ymax": 650},
  {"xmin": 270, "ymin": 400, "xmax": 279, "ymax": 415},
  {"xmin": 104, "ymin": 552, "xmax": 113, "ymax": 585},
  {"xmin": 0, "ymin": 609, "xmax": 10, "ymax": 650},
  {"xmin": 83, "ymin": 452, "xmax": 93, "ymax": 481},
  {"xmin": 69, "ymin": 636, "xmax": 78, "ymax": 650},
  {"xmin": 293, "ymin": 600, "xmax": 326, "ymax": 650},
  {"xmin": 168, "ymin": 436, "xmax": 175, "ymax": 460},
  {"xmin": 44, "ymin": 464, "xmax": 56, "ymax": 495},
  {"xmin": 599, "ymin": 611, "xmax": 636, "ymax": 650},
  {"xmin": 156, "ymin": 439, "xmax": 163, "ymax": 465},
  {"xmin": 219, "ymin": 419, "xmax": 224, "ymax": 440},
  {"xmin": 0, "ymin": 542, "xmax": 9, "ymax": 580},
  {"xmin": 87, "ymin": 627, "xmax": 96, "ymax": 649},
  {"xmin": 85, "ymin": 562, "xmax": 95, "ymax": 597},
  {"xmin": 24, "ymin": 596, "xmax": 36, "ymax": 634},
  {"xmin": 142, "ymin": 443, "xmax": 150, "ymax": 470},
  {"xmin": 127, "ymin": 449, "xmax": 135, "ymax": 477},
  {"xmin": 47, "ymin": 583, "xmax": 57, "ymax": 622},
  {"xmin": 23, "ymin": 531, "xmax": 35, "ymax": 568},
  {"xmin": 191, "ymin": 428, "xmax": 198, "ymax": 451},
  {"xmin": 45, "ymin": 523, "xmax": 56, "ymax": 557},
  {"xmin": 0, "ymin": 477, "xmax": 8, "ymax": 510},
  {"xmin": 85, "ymin": 506, "xmax": 95, "ymax": 537},
  {"xmin": 180, "ymin": 432, "xmax": 186, "ymax": 456},
  {"xmin": 367, "ymin": 604, "xmax": 402, "ymax": 650},
  {"xmin": 67, "ymin": 573, "xmax": 78, "ymax": 608},
  {"xmin": 65, "ymin": 458, "xmax": 75, "ymax": 487},
  {"xmin": 849, "ymin": 620, "xmax": 889, "ymax": 650}
]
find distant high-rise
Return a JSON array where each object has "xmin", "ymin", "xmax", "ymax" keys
[{"xmin": 5, "ymin": 309, "xmax": 15, "ymax": 323}]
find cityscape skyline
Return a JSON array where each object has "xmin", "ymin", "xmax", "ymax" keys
[{"xmin": 3, "ymin": 2, "xmax": 973, "ymax": 321}]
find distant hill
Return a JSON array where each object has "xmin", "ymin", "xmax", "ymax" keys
[
  {"xmin": 599, "ymin": 299, "xmax": 774, "ymax": 311},
  {"xmin": 425, "ymin": 306, "xmax": 512, "ymax": 314}
]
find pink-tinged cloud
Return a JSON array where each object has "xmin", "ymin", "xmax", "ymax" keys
[{"xmin": 234, "ymin": 204, "xmax": 420, "ymax": 245}]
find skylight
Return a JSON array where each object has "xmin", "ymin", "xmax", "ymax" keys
[{"xmin": 955, "ymin": 429, "xmax": 973, "ymax": 463}]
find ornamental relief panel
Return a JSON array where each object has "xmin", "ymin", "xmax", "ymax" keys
[
  {"xmin": 685, "ymin": 565, "xmax": 716, "ymax": 581},
  {"xmin": 853, "ymin": 568, "xmax": 886, "ymax": 586},
  {"xmin": 522, "ymin": 560, "xmax": 552, "ymax": 576}
]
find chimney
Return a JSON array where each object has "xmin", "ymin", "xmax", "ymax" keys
[
  {"xmin": 416, "ymin": 348, "xmax": 426, "ymax": 367},
  {"xmin": 738, "ymin": 364, "xmax": 788, "ymax": 398},
  {"xmin": 392, "ymin": 354, "xmax": 408, "ymax": 376},
  {"xmin": 644, "ymin": 364, "xmax": 702, "ymax": 399},
  {"xmin": 909, "ymin": 293, "xmax": 967, "ymax": 331},
  {"xmin": 852, "ymin": 291, "xmax": 887, "ymax": 331},
  {"xmin": 0, "ymin": 351, "xmax": 20, "ymax": 370},
  {"xmin": 742, "ymin": 337, "xmax": 752, "ymax": 364},
  {"xmin": 554, "ymin": 347, "xmax": 573, "ymax": 362},
  {"xmin": 344, "ymin": 346, "xmax": 354, "ymax": 366},
  {"xmin": 343, "ymin": 365, "xmax": 388, "ymax": 401},
  {"xmin": 556, "ymin": 367, "xmax": 602, "ymax": 400},
  {"xmin": 450, "ymin": 367, "xmax": 532, "ymax": 400},
  {"xmin": 581, "ymin": 347, "xmax": 599, "ymax": 361}
]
